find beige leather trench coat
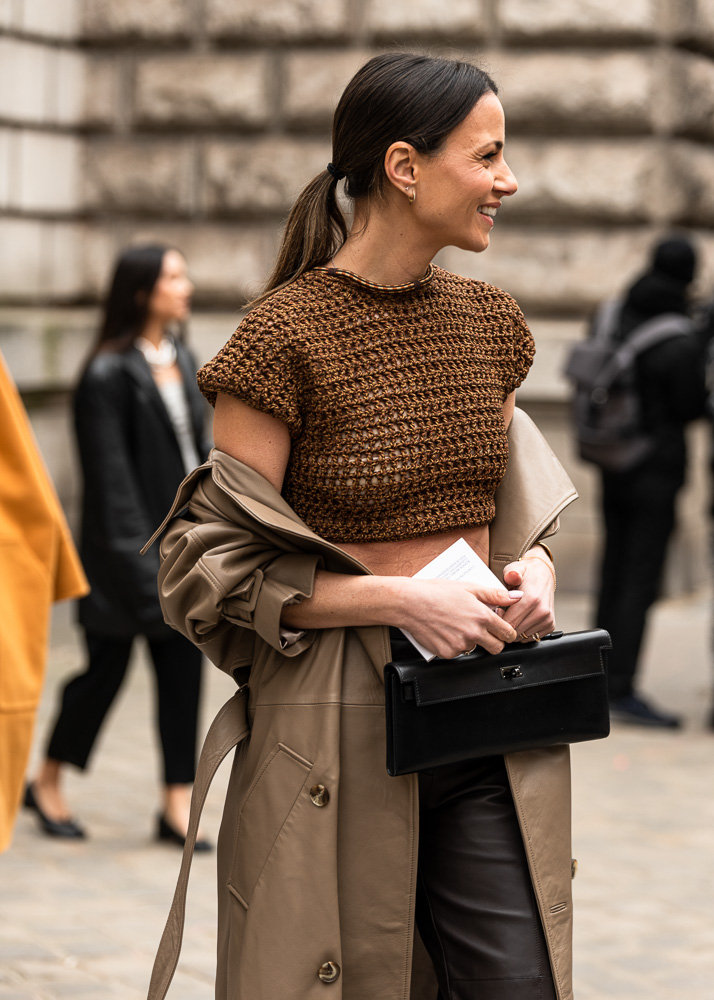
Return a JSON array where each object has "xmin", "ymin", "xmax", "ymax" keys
[{"xmin": 145, "ymin": 408, "xmax": 578, "ymax": 1000}]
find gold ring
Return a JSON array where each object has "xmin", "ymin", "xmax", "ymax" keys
[
  {"xmin": 519, "ymin": 632, "xmax": 541, "ymax": 642},
  {"xmin": 462, "ymin": 645, "xmax": 477, "ymax": 656},
  {"xmin": 532, "ymin": 633, "xmax": 541, "ymax": 642}
]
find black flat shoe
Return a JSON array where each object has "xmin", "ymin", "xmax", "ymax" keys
[
  {"xmin": 609, "ymin": 694, "xmax": 682, "ymax": 730},
  {"xmin": 23, "ymin": 783, "xmax": 86, "ymax": 839},
  {"xmin": 157, "ymin": 814, "xmax": 212, "ymax": 853}
]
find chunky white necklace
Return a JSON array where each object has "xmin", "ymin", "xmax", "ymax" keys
[{"xmin": 136, "ymin": 335, "xmax": 177, "ymax": 370}]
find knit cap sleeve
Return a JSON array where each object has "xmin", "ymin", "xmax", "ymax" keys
[
  {"xmin": 197, "ymin": 313, "xmax": 303, "ymax": 439},
  {"xmin": 498, "ymin": 294, "xmax": 535, "ymax": 395}
]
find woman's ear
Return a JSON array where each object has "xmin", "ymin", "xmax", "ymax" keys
[{"xmin": 383, "ymin": 141, "xmax": 418, "ymax": 198}]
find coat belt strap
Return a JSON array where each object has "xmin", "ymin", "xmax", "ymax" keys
[{"xmin": 147, "ymin": 688, "xmax": 250, "ymax": 1000}]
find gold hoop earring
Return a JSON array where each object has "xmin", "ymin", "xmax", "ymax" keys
[{"xmin": 406, "ymin": 186, "xmax": 415, "ymax": 205}]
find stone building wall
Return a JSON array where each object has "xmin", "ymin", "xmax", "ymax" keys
[{"xmin": 2, "ymin": 0, "xmax": 714, "ymax": 591}]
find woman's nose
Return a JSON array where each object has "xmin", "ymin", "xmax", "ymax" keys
[{"xmin": 496, "ymin": 161, "xmax": 518, "ymax": 197}]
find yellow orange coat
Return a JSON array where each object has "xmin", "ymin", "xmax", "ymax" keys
[{"xmin": 0, "ymin": 352, "xmax": 88, "ymax": 851}]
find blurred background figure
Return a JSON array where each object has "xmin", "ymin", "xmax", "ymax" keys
[
  {"xmin": 25, "ymin": 245, "xmax": 211, "ymax": 847},
  {"xmin": 0, "ymin": 353, "xmax": 88, "ymax": 853},
  {"xmin": 591, "ymin": 237, "xmax": 707, "ymax": 728},
  {"xmin": 699, "ymin": 291, "xmax": 714, "ymax": 730}
]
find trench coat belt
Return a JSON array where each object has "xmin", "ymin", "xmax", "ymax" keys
[{"xmin": 146, "ymin": 686, "xmax": 250, "ymax": 1000}]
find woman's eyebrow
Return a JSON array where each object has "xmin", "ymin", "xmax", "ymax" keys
[{"xmin": 476, "ymin": 139, "xmax": 504, "ymax": 152}]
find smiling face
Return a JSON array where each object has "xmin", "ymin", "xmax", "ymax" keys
[
  {"xmin": 146, "ymin": 249, "xmax": 193, "ymax": 325},
  {"xmin": 408, "ymin": 92, "xmax": 517, "ymax": 255}
]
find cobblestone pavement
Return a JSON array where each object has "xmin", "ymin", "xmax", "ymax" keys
[{"xmin": 1, "ymin": 593, "xmax": 713, "ymax": 999}]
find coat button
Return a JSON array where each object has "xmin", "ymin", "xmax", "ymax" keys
[
  {"xmin": 317, "ymin": 961, "xmax": 340, "ymax": 983},
  {"xmin": 571, "ymin": 858, "xmax": 578, "ymax": 879},
  {"xmin": 310, "ymin": 784, "xmax": 330, "ymax": 807}
]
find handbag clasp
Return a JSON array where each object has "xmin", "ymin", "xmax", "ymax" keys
[{"xmin": 500, "ymin": 665, "xmax": 523, "ymax": 680}]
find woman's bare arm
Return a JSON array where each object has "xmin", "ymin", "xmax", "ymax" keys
[
  {"xmin": 214, "ymin": 392, "xmax": 291, "ymax": 493},
  {"xmin": 502, "ymin": 390, "xmax": 515, "ymax": 429},
  {"xmin": 211, "ymin": 393, "xmax": 521, "ymax": 656}
]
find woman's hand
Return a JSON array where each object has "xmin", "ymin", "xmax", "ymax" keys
[
  {"xmin": 500, "ymin": 548, "xmax": 556, "ymax": 641},
  {"xmin": 393, "ymin": 577, "xmax": 523, "ymax": 659}
]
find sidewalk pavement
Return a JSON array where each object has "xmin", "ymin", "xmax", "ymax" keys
[{"xmin": 1, "ymin": 592, "xmax": 713, "ymax": 1000}]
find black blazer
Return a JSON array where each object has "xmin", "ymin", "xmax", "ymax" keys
[{"xmin": 75, "ymin": 340, "xmax": 211, "ymax": 638}]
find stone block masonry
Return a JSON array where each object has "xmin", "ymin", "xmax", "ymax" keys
[
  {"xmin": 493, "ymin": 50, "xmax": 662, "ymax": 134},
  {"xmin": 206, "ymin": 0, "xmax": 352, "ymax": 43},
  {"xmin": 84, "ymin": 140, "xmax": 196, "ymax": 215},
  {"xmin": 282, "ymin": 50, "xmax": 373, "ymax": 129},
  {"xmin": 2, "ymin": 0, "xmax": 714, "ymax": 592},
  {"xmin": 364, "ymin": 0, "xmax": 489, "ymax": 41},
  {"xmin": 202, "ymin": 138, "xmax": 331, "ymax": 216},
  {"xmin": 82, "ymin": 0, "xmax": 193, "ymax": 40},
  {"xmin": 498, "ymin": 0, "xmax": 660, "ymax": 42},
  {"xmin": 134, "ymin": 55, "xmax": 273, "ymax": 129},
  {"xmin": 0, "ymin": 37, "xmax": 85, "ymax": 126}
]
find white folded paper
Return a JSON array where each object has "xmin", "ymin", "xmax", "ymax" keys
[{"xmin": 400, "ymin": 537, "xmax": 502, "ymax": 660}]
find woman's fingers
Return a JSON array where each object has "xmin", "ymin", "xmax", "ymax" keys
[
  {"xmin": 501, "ymin": 556, "xmax": 555, "ymax": 639},
  {"xmin": 491, "ymin": 599, "xmax": 553, "ymax": 644},
  {"xmin": 463, "ymin": 583, "xmax": 523, "ymax": 609},
  {"xmin": 515, "ymin": 615, "xmax": 556, "ymax": 642},
  {"xmin": 400, "ymin": 579, "xmax": 521, "ymax": 659},
  {"xmin": 476, "ymin": 627, "xmax": 514, "ymax": 655},
  {"xmin": 406, "ymin": 607, "xmax": 517, "ymax": 659},
  {"xmin": 503, "ymin": 591, "xmax": 554, "ymax": 631},
  {"xmin": 503, "ymin": 561, "xmax": 550, "ymax": 623},
  {"xmin": 502, "ymin": 561, "xmax": 527, "ymax": 590},
  {"xmin": 456, "ymin": 589, "xmax": 520, "ymax": 650}
]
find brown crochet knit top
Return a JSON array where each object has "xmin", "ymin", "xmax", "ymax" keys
[{"xmin": 197, "ymin": 264, "xmax": 534, "ymax": 543}]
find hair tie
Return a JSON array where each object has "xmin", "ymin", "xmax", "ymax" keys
[{"xmin": 326, "ymin": 162, "xmax": 345, "ymax": 181}]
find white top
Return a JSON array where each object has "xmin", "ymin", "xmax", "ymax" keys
[{"xmin": 157, "ymin": 379, "xmax": 201, "ymax": 475}]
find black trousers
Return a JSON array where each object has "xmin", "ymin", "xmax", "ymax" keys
[
  {"xmin": 46, "ymin": 629, "xmax": 203, "ymax": 785},
  {"xmin": 390, "ymin": 632, "xmax": 556, "ymax": 1000},
  {"xmin": 595, "ymin": 467, "xmax": 680, "ymax": 700}
]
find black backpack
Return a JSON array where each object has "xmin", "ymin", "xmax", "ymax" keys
[
  {"xmin": 564, "ymin": 300, "xmax": 693, "ymax": 472},
  {"xmin": 700, "ymin": 303, "xmax": 714, "ymax": 421}
]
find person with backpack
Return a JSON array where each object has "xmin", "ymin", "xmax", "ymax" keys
[
  {"xmin": 579, "ymin": 237, "xmax": 706, "ymax": 727},
  {"xmin": 699, "ymin": 300, "xmax": 714, "ymax": 730}
]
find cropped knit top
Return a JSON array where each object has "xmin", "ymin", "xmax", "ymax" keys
[{"xmin": 197, "ymin": 264, "xmax": 535, "ymax": 544}]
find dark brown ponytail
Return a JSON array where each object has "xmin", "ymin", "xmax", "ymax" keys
[
  {"xmin": 254, "ymin": 52, "xmax": 497, "ymax": 305},
  {"xmin": 257, "ymin": 170, "xmax": 348, "ymax": 304}
]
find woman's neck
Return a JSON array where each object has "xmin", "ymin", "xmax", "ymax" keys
[
  {"xmin": 140, "ymin": 317, "xmax": 166, "ymax": 348},
  {"xmin": 332, "ymin": 204, "xmax": 436, "ymax": 285}
]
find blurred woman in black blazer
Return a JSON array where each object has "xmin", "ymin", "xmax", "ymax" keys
[{"xmin": 25, "ymin": 245, "xmax": 211, "ymax": 847}]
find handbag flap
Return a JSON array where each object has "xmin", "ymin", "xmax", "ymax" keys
[{"xmin": 386, "ymin": 629, "xmax": 611, "ymax": 707}]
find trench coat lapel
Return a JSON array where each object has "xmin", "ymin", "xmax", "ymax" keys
[{"xmin": 489, "ymin": 408, "xmax": 578, "ymax": 578}]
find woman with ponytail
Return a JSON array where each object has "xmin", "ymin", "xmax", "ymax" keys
[{"xmin": 152, "ymin": 53, "xmax": 577, "ymax": 1000}]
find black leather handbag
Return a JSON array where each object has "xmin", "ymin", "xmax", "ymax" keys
[{"xmin": 384, "ymin": 628, "xmax": 611, "ymax": 776}]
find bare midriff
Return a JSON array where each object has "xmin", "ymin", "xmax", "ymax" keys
[{"xmin": 336, "ymin": 523, "xmax": 491, "ymax": 577}]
